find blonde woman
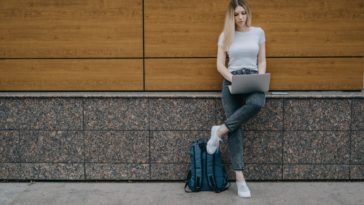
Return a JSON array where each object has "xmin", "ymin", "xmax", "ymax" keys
[{"xmin": 206, "ymin": 0, "xmax": 266, "ymax": 198}]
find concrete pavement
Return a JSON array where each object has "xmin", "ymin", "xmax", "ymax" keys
[{"xmin": 0, "ymin": 182, "xmax": 363, "ymax": 205}]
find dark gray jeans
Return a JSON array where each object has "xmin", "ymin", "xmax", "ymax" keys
[{"xmin": 221, "ymin": 68, "xmax": 266, "ymax": 171}]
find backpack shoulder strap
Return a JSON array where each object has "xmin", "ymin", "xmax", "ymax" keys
[
  {"xmin": 207, "ymin": 151, "xmax": 231, "ymax": 193},
  {"xmin": 206, "ymin": 152, "xmax": 218, "ymax": 192},
  {"xmin": 193, "ymin": 143, "xmax": 203, "ymax": 191}
]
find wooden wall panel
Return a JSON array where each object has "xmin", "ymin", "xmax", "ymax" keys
[
  {"xmin": 145, "ymin": 0, "xmax": 364, "ymax": 57},
  {"xmin": 267, "ymin": 58, "xmax": 363, "ymax": 90},
  {"xmin": 145, "ymin": 58, "xmax": 363, "ymax": 91},
  {"xmin": 0, "ymin": 0, "xmax": 362, "ymax": 91},
  {"xmin": 145, "ymin": 0, "xmax": 226, "ymax": 57},
  {"xmin": 0, "ymin": 59, "xmax": 143, "ymax": 90},
  {"xmin": 145, "ymin": 59, "xmax": 223, "ymax": 90},
  {"xmin": 251, "ymin": 0, "xmax": 364, "ymax": 57},
  {"xmin": 0, "ymin": 0, "xmax": 142, "ymax": 58}
]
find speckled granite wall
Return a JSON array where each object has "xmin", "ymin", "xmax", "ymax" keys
[{"xmin": 0, "ymin": 95, "xmax": 363, "ymax": 181}]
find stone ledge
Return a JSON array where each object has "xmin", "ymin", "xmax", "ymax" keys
[
  {"xmin": 0, "ymin": 91, "xmax": 363, "ymax": 98},
  {"xmin": 1, "ymin": 95, "xmax": 363, "ymax": 181}
]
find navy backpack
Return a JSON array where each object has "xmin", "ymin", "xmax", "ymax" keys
[{"xmin": 184, "ymin": 139, "xmax": 230, "ymax": 193}]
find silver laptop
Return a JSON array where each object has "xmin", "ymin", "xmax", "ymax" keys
[{"xmin": 228, "ymin": 73, "xmax": 271, "ymax": 94}]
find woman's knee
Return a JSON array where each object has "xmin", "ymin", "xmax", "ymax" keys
[{"xmin": 246, "ymin": 92, "xmax": 266, "ymax": 109}]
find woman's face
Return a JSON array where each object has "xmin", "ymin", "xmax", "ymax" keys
[{"xmin": 234, "ymin": 6, "xmax": 247, "ymax": 29}]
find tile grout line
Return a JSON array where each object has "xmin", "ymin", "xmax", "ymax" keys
[
  {"xmin": 349, "ymin": 98, "xmax": 354, "ymax": 179},
  {"xmin": 17, "ymin": 129, "xmax": 21, "ymax": 179},
  {"xmin": 282, "ymin": 98, "xmax": 285, "ymax": 180},
  {"xmin": 8, "ymin": 162, "xmax": 356, "ymax": 165},
  {"xmin": 0, "ymin": 128, "xmax": 357, "ymax": 132},
  {"xmin": 82, "ymin": 98, "xmax": 86, "ymax": 180},
  {"xmin": 148, "ymin": 98, "xmax": 151, "ymax": 180}
]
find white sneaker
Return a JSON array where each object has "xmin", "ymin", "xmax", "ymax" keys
[
  {"xmin": 206, "ymin": 126, "xmax": 222, "ymax": 154},
  {"xmin": 236, "ymin": 180, "xmax": 251, "ymax": 198}
]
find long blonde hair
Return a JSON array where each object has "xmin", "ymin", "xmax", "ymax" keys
[{"xmin": 222, "ymin": 0, "xmax": 252, "ymax": 51}]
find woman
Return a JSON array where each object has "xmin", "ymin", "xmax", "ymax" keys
[{"xmin": 206, "ymin": 0, "xmax": 266, "ymax": 198}]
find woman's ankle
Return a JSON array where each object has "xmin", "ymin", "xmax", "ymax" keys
[
  {"xmin": 235, "ymin": 171, "xmax": 246, "ymax": 182},
  {"xmin": 217, "ymin": 124, "xmax": 229, "ymax": 137}
]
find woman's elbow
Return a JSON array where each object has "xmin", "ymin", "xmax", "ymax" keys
[{"xmin": 258, "ymin": 59, "xmax": 266, "ymax": 64}]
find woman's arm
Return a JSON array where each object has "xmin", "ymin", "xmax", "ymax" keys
[
  {"xmin": 257, "ymin": 43, "xmax": 267, "ymax": 74},
  {"xmin": 217, "ymin": 46, "xmax": 233, "ymax": 82}
]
